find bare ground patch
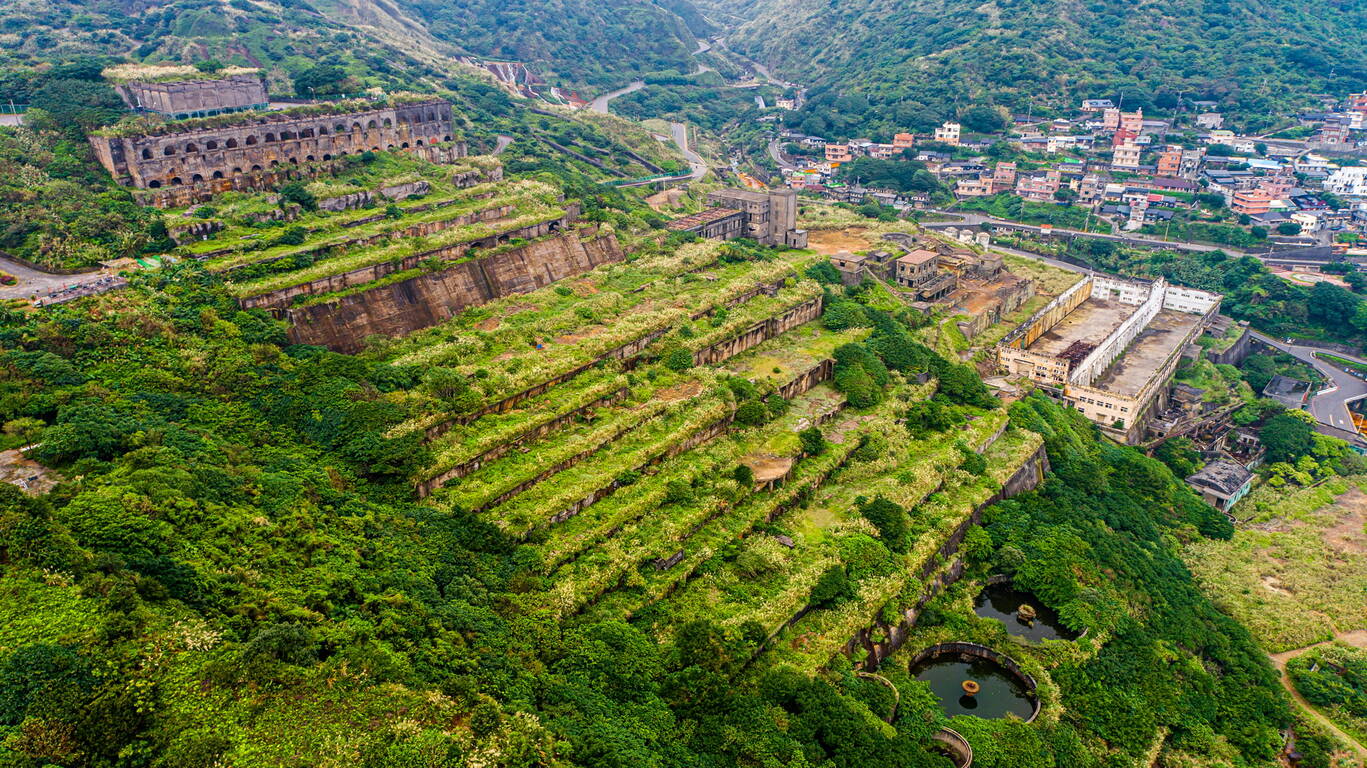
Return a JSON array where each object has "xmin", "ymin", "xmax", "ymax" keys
[
  {"xmin": 744, "ymin": 454, "xmax": 794, "ymax": 483},
  {"xmin": 656, "ymin": 380, "xmax": 703, "ymax": 402},
  {"xmin": 806, "ymin": 228, "xmax": 873, "ymax": 256}
]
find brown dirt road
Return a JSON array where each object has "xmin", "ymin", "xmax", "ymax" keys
[{"xmin": 1269, "ymin": 630, "xmax": 1367, "ymax": 763}]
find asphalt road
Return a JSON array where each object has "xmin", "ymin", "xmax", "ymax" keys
[
  {"xmin": 670, "ymin": 122, "xmax": 708, "ymax": 180},
  {"xmin": 767, "ymin": 138, "xmax": 797, "ymax": 171},
  {"xmin": 588, "ymin": 81, "xmax": 645, "ymax": 115},
  {"xmin": 1251, "ymin": 332, "xmax": 1367, "ymax": 437},
  {"xmin": 0, "ymin": 254, "xmax": 110, "ymax": 301}
]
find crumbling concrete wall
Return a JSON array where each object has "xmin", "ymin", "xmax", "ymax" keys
[{"xmin": 284, "ymin": 228, "xmax": 624, "ymax": 353}]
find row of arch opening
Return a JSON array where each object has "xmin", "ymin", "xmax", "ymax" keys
[
  {"xmin": 142, "ymin": 141, "xmax": 445, "ymax": 187},
  {"xmin": 142, "ymin": 115, "xmax": 450, "ymax": 158}
]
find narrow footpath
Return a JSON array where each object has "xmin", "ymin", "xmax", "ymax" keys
[{"xmin": 1268, "ymin": 630, "xmax": 1367, "ymax": 762}]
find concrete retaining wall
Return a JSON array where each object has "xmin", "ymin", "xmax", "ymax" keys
[
  {"xmin": 842, "ymin": 444, "xmax": 1050, "ymax": 667},
  {"xmin": 906, "ymin": 642, "xmax": 1041, "ymax": 722},
  {"xmin": 693, "ymin": 296, "xmax": 823, "ymax": 366},
  {"xmin": 284, "ymin": 224, "xmax": 618, "ymax": 353}
]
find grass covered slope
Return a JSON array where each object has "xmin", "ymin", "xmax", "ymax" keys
[{"xmin": 719, "ymin": 0, "xmax": 1367, "ymax": 132}]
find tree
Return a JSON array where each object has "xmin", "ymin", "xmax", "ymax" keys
[
  {"xmin": 2, "ymin": 417, "xmax": 45, "ymax": 447},
  {"xmin": 808, "ymin": 565, "xmax": 854, "ymax": 608},
  {"xmin": 1276, "ymin": 222, "xmax": 1302, "ymax": 236},
  {"xmin": 278, "ymin": 181, "xmax": 318, "ymax": 212},
  {"xmin": 959, "ymin": 104, "xmax": 1008, "ymax": 133},
  {"xmin": 732, "ymin": 464, "xmax": 754, "ymax": 486},
  {"xmin": 805, "ymin": 261, "xmax": 842, "ymax": 285},
  {"xmin": 1308, "ymin": 281, "xmax": 1360, "ymax": 335},
  {"xmin": 1260, "ymin": 412, "xmax": 1315, "ymax": 463},
  {"xmin": 293, "ymin": 61, "xmax": 349, "ymax": 97},
  {"xmin": 858, "ymin": 495, "xmax": 908, "ymax": 552},
  {"xmin": 663, "ymin": 347, "xmax": 694, "ymax": 371},
  {"xmin": 799, "ymin": 427, "xmax": 826, "ymax": 457}
]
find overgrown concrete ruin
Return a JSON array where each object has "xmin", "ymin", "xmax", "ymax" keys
[
  {"xmin": 89, "ymin": 99, "xmax": 460, "ymax": 207},
  {"xmin": 997, "ymin": 274, "xmax": 1221, "ymax": 443}
]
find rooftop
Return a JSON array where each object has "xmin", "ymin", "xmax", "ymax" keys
[
  {"xmin": 1090, "ymin": 310, "xmax": 1204, "ymax": 396},
  {"xmin": 711, "ymin": 188, "xmax": 774, "ymax": 203},
  {"xmin": 898, "ymin": 249, "xmax": 939, "ymax": 266},
  {"xmin": 1026, "ymin": 297, "xmax": 1133, "ymax": 359},
  {"xmin": 666, "ymin": 207, "xmax": 743, "ymax": 231},
  {"xmin": 1186, "ymin": 460, "xmax": 1254, "ymax": 498}
]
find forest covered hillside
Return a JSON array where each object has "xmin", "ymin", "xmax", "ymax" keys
[
  {"xmin": 712, "ymin": 0, "xmax": 1367, "ymax": 133},
  {"xmin": 0, "ymin": 0, "xmax": 705, "ymax": 92}
]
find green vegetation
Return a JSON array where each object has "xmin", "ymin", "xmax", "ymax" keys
[
  {"xmin": 1185, "ymin": 476, "xmax": 1367, "ymax": 652},
  {"xmin": 722, "ymin": 0, "xmax": 1367, "ymax": 134},
  {"xmin": 1288, "ymin": 643, "xmax": 1367, "ymax": 746},
  {"xmin": 957, "ymin": 194, "xmax": 1108, "ymax": 232}
]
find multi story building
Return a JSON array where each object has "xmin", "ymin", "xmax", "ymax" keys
[
  {"xmin": 1155, "ymin": 145, "xmax": 1182, "ymax": 176},
  {"xmin": 704, "ymin": 188, "xmax": 808, "ymax": 247},
  {"xmin": 1196, "ymin": 112, "xmax": 1224, "ymax": 130},
  {"xmin": 991, "ymin": 162, "xmax": 1018, "ymax": 194},
  {"xmin": 1112, "ymin": 142, "xmax": 1142, "ymax": 169},
  {"xmin": 825, "ymin": 143, "xmax": 853, "ymax": 162},
  {"xmin": 955, "ymin": 176, "xmax": 993, "ymax": 197},
  {"xmin": 1015, "ymin": 170, "xmax": 1062, "ymax": 202},
  {"xmin": 1325, "ymin": 166, "xmax": 1367, "ymax": 199},
  {"xmin": 893, "ymin": 133, "xmax": 916, "ymax": 150},
  {"xmin": 934, "ymin": 122, "xmax": 962, "ymax": 146},
  {"xmin": 1231, "ymin": 188, "xmax": 1273, "ymax": 216},
  {"xmin": 1119, "ymin": 109, "xmax": 1144, "ymax": 134},
  {"xmin": 997, "ymin": 274, "xmax": 1221, "ymax": 443}
]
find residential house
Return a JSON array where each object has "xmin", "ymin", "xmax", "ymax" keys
[
  {"xmin": 1185, "ymin": 461, "xmax": 1254, "ymax": 513},
  {"xmin": 955, "ymin": 176, "xmax": 993, "ymax": 197},
  {"xmin": 1103, "ymin": 107, "xmax": 1122, "ymax": 130},
  {"xmin": 1205, "ymin": 130, "xmax": 1236, "ymax": 146},
  {"xmin": 1155, "ymin": 145, "xmax": 1182, "ymax": 177},
  {"xmin": 1016, "ymin": 170, "xmax": 1062, "ymax": 202},
  {"xmin": 1325, "ymin": 166, "xmax": 1367, "ymax": 199},
  {"xmin": 933, "ymin": 122, "xmax": 961, "ymax": 146},
  {"xmin": 775, "ymin": 97, "xmax": 796, "ymax": 111},
  {"xmin": 1112, "ymin": 142, "xmax": 1142, "ymax": 169},
  {"xmin": 1081, "ymin": 99, "xmax": 1115, "ymax": 112},
  {"xmin": 1231, "ymin": 188, "xmax": 1273, "ymax": 216},
  {"xmin": 991, "ymin": 162, "xmax": 1017, "ymax": 194},
  {"xmin": 893, "ymin": 133, "xmax": 916, "ymax": 150},
  {"xmin": 1196, "ymin": 112, "xmax": 1224, "ymax": 130},
  {"xmin": 825, "ymin": 143, "xmax": 852, "ymax": 163}
]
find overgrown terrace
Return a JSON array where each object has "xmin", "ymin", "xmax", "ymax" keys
[{"xmin": 385, "ymin": 248, "xmax": 815, "ymax": 441}]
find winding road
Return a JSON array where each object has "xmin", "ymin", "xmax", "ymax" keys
[
  {"xmin": 0, "ymin": 254, "xmax": 111, "ymax": 302},
  {"xmin": 1250, "ymin": 332, "xmax": 1367, "ymax": 441},
  {"xmin": 671, "ymin": 122, "xmax": 708, "ymax": 180},
  {"xmin": 588, "ymin": 81, "xmax": 645, "ymax": 115}
]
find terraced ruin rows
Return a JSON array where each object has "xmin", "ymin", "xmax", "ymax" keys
[
  {"xmin": 175, "ymin": 147, "xmax": 1057, "ymax": 716},
  {"xmin": 374, "ymin": 233, "xmax": 1051, "ymax": 696}
]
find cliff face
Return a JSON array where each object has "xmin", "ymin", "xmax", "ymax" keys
[{"xmin": 285, "ymin": 228, "xmax": 624, "ymax": 353}]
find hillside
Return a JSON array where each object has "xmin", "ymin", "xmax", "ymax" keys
[
  {"xmin": 713, "ymin": 0, "xmax": 1367, "ymax": 133},
  {"xmin": 0, "ymin": 0, "xmax": 705, "ymax": 93}
]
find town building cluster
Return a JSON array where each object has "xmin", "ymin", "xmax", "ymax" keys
[{"xmin": 770, "ymin": 91, "xmax": 1367, "ymax": 242}]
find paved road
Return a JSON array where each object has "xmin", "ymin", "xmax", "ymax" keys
[
  {"xmin": 1252, "ymin": 332, "xmax": 1367, "ymax": 437},
  {"xmin": 767, "ymin": 138, "xmax": 797, "ymax": 171},
  {"xmin": 670, "ymin": 122, "xmax": 708, "ymax": 180},
  {"xmin": 0, "ymin": 254, "xmax": 112, "ymax": 301},
  {"xmin": 588, "ymin": 81, "xmax": 645, "ymax": 115},
  {"xmin": 0, "ymin": 114, "xmax": 23, "ymax": 127},
  {"xmin": 1269, "ymin": 630, "xmax": 1367, "ymax": 761}
]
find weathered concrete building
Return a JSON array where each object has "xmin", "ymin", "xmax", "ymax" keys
[
  {"xmin": 665, "ymin": 207, "xmax": 747, "ymax": 239},
  {"xmin": 704, "ymin": 189, "xmax": 808, "ymax": 247},
  {"xmin": 116, "ymin": 74, "xmax": 268, "ymax": 120},
  {"xmin": 997, "ymin": 274, "xmax": 1221, "ymax": 443},
  {"xmin": 89, "ymin": 99, "xmax": 457, "ymax": 193}
]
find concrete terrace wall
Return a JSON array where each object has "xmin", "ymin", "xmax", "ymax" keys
[
  {"xmin": 415, "ymin": 387, "xmax": 630, "ymax": 497},
  {"xmin": 238, "ymin": 201, "xmax": 543, "ymax": 308},
  {"xmin": 693, "ymin": 296, "xmax": 823, "ymax": 366},
  {"xmin": 418, "ymin": 275, "xmax": 793, "ymax": 446},
  {"xmin": 285, "ymin": 225, "xmax": 622, "ymax": 353},
  {"xmin": 999, "ymin": 274, "xmax": 1092, "ymax": 350},
  {"xmin": 843, "ymin": 444, "xmax": 1051, "ymax": 668}
]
